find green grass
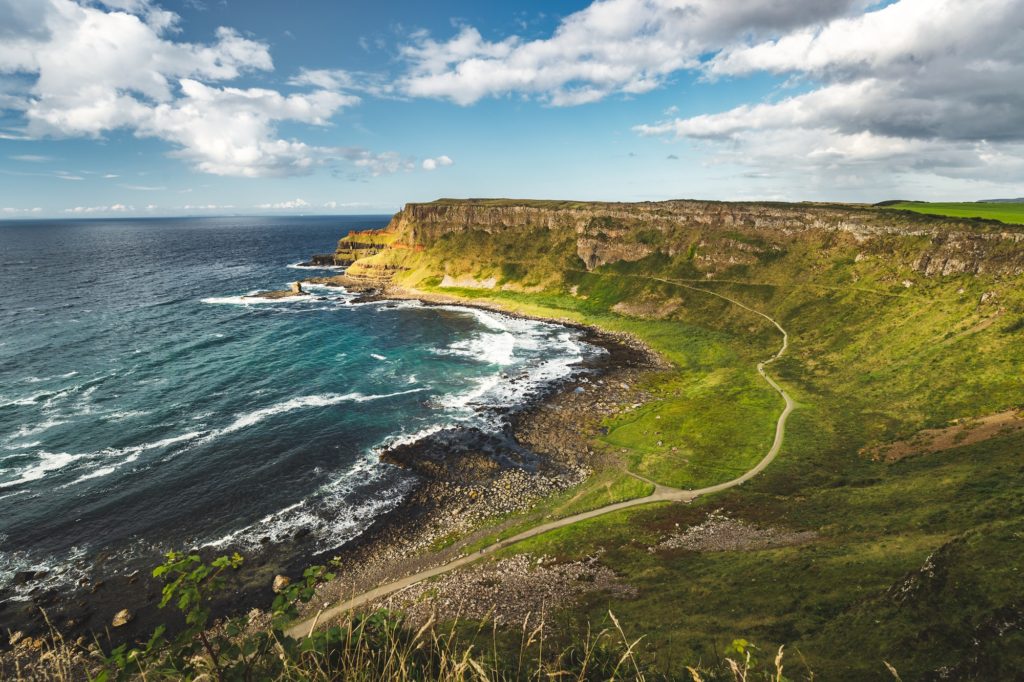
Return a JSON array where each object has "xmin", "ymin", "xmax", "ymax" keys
[
  {"xmin": 425, "ymin": 282, "xmax": 782, "ymax": 490},
  {"xmin": 354, "ymin": 208, "xmax": 1024, "ymax": 678},
  {"xmin": 887, "ymin": 201, "xmax": 1024, "ymax": 225},
  {"xmin": 496, "ymin": 409, "xmax": 1024, "ymax": 680}
]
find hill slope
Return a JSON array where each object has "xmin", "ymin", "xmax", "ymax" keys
[{"xmin": 310, "ymin": 199, "xmax": 1024, "ymax": 679}]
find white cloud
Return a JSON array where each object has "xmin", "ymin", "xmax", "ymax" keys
[
  {"xmin": 0, "ymin": 0, "xmax": 371, "ymax": 177},
  {"xmin": 255, "ymin": 198, "xmax": 310, "ymax": 210},
  {"xmin": 2, "ymin": 206, "xmax": 43, "ymax": 213},
  {"xmin": 634, "ymin": 0, "xmax": 1024, "ymax": 195},
  {"xmin": 346, "ymin": 150, "xmax": 415, "ymax": 176},
  {"xmin": 9, "ymin": 154, "xmax": 51, "ymax": 162},
  {"xmin": 288, "ymin": 68, "xmax": 390, "ymax": 97},
  {"xmin": 422, "ymin": 155, "xmax": 453, "ymax": 171},
  {"xmin": 396, "ymin": 0, "xmax": 869, "ymax": 106},
  {"xmin": 64, "ymin": 203, "xmax": 132, "ymax": 213},
  {"xmin": 103, "ymin": 173, "xmax": 119, "ymax": 178}
]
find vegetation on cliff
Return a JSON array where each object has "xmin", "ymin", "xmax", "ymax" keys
[{"xmin": 316, "ymin": 198, "xmax": 1024, "ymax": 679}]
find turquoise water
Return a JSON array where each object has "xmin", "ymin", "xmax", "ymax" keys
[{"xmin": 0, "ymin": 216, "xmax": 597, "ymax": 603}]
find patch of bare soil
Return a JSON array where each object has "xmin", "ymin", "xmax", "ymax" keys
[
  {"xmin": 864, "ymin": 409, "xmax": 1024, "ymax": 462},
  {"xmin": 651, "ymin": 511, "xmax": 816, "ymax": 553},
  {"xmin": 370, "ymin": 554, "xmax": 636, "ymax": 628},
  {"xmin": 611, "ymin": 297, "xmax": 683, "ymax": 319}
]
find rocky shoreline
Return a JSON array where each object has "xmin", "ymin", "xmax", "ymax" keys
[
  {"xmin": 1, "ymin": 276, "xmax": 665, "ymax": 655},
  {"xmin": 286, "ymin": 276, "xmax": 666, "ymax": 628}
]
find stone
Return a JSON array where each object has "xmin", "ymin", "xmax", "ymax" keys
[
  {"xmin": 290, "ymin": 281, "xmax": 303, "ymax": 295},
  {"xmin": 112, "ymin": 609, "xmax": 133, "ymax": 627},
  {"xmin": 273, "ymin": 575, "xmax": 291, "ymax": 593}
]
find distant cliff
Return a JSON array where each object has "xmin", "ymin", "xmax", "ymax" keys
[{"xmin": 341, "ymin": 198, "xmax": 1024, "ymax": 282}]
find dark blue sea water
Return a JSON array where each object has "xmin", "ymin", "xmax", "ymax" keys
[{"xmin": 0, "ymin": 216, "xmax": 596, "ymax": 603}]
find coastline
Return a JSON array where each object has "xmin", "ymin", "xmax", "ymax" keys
[
  {"xmin": 1, "ymin": 275, "xmax": 665, "ymax": 651},
  {"xmin": 289, "ymin": 275, "xmax": 666, "ymax": 628}
]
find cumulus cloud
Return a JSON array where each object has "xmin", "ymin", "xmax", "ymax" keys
[
  {"xmin": 0, "ymin": 0, "xmax": 368, "ymax": 177},
  {"xmin": 396, "ymin": 0, "xmax": 869, "ymax": 106},
  {"xmin": 422, "ymin": 155, "xmax": 453, "ymax": 171},
  {"xmin": 635, "ymin": 0, "xmax": 1024, "ymax": 191}
]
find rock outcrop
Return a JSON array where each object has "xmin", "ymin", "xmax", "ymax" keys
[{"xmin": 334, "ymin": 199, "xmax": 1024, "ymax": 282}]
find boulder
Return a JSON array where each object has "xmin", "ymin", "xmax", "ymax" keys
[
  {"xmin": 112, "ymin": 609, "xmax": 133, "ymax": 627},
  {"xmin": 290, "ymin": 281, "xmax": 303, "ymax": 295},
  {"xmin": 272, "ymin": 575, "xmax": 291, "ymax": 593}
]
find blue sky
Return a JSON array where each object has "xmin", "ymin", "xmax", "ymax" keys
[{"xmin": 1, "ymin": 0, "xmax": 1022, "ymax": 217}]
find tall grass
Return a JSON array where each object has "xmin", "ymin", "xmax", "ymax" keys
[{"xmin": 2, "ymin": 605, "xmax": 831, "ymax": 681}]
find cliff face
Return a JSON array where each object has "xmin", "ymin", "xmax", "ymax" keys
[
  {"xmin": 306, "ymin": 229, "xmax": 398, "ymax": 267},
  {"xmin": 350, "ymin": 199, "xmax": 1024, "ymax": 280}
]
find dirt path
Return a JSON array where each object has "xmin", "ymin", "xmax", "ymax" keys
[{"xmin": 287, "ymin": 280, "xmax": 794, "ymax": 639}]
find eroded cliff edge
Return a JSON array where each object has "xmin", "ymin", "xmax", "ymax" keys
[{"xmin": 331, "ymin": 199, "xmax": 1024, "ymax": 288}]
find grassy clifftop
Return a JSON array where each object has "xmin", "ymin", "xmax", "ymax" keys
[
  {"xmin": 887, "ymin": 201, "xmax": 1024, "ymax": 225},
  {"xmin": 325, "ymin": 199, "xmax": 1024, "ymax": 678}
]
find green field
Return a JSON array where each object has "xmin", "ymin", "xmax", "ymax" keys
[{"xmin": 887, "ymin": 201, "xmax": 1024, "ymax": 224}]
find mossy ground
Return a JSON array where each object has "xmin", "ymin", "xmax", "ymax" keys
[{"xmin": 364, "ymin": 216, "xmax": 1024, "ymax": 679}]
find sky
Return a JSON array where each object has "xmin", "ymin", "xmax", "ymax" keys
[{"xmin": 1, "ymin": 0, "xmax": 1022, "ymax": 218}]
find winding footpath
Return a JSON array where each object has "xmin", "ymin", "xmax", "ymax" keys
[{"xmin": 287, "ymin": 278, "xmax": 794, "ymax": 639}]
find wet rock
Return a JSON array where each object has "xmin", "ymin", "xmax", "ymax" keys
[{"xmin": 13, "ymin": 571, "xmax": 35, "ymax": 585}]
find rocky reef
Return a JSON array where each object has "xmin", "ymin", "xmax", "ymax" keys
[{"xmin": 247, "ymin": 281, "xmax": 308, "ymax": 300}]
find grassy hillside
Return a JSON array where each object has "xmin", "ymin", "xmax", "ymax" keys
[
  {"xmin": 351, "ymin": 202, "xmax": 1024, "ymax": 679},
  {"xmin": 887, "ymin": 201, "xmax": 1024, "ymax": 225}
]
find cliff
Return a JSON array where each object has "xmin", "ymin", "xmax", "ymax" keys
[
  {"xmin": 304, "ymin": 229, "xmax": 398, "ymax": 267},
  {"xmin": 339, "ymin": 199, "xmax": 1024, "ymax": 284}
]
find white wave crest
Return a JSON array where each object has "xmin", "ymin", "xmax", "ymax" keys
[
  {"xmin": 200, "ymin": 291, "xmax": 311, "ymax": 305},
  {"xmin": 286, "ymin": 262, "xmax": 348, "ymax": 271},
  {"xmin": 0, "ymin": 452, "xmax": 82, "ymax": 489},
  {"xmin": 441, "ymin": 331, "xmax": 517, "ymax": 365},
  {"xmin": 218, "ymin": 388, "xmax": 424, "ymax": 436}
]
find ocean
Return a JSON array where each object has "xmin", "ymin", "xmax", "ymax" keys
[{"xmin": 0, "ymin": 215, "xmax": 598, "ymax": 612}]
